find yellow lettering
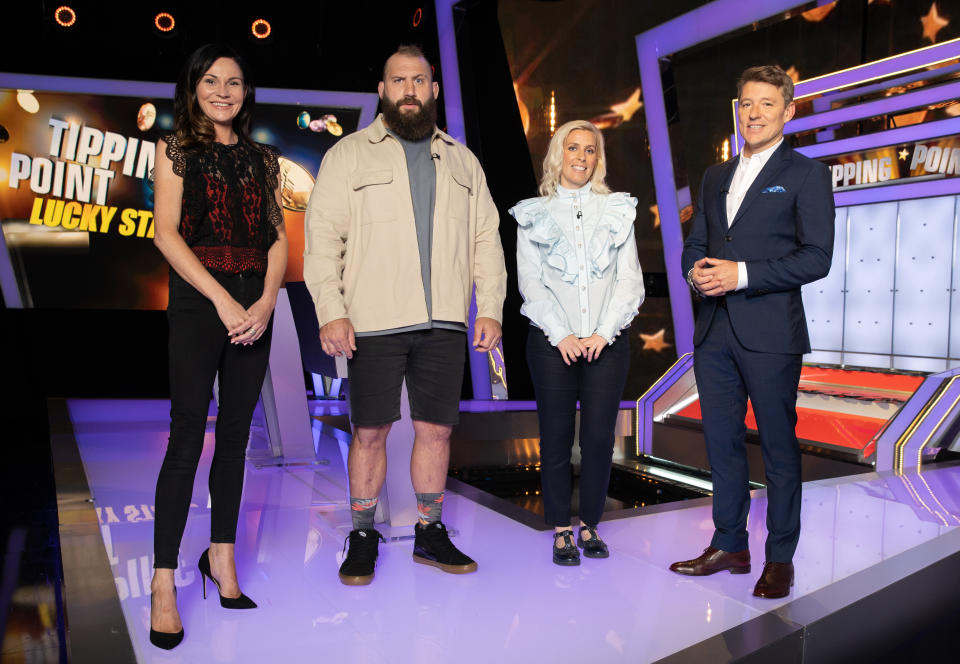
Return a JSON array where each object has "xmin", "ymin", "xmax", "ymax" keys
[
  {"xmin": 118, "ymin": 208, "xmax": 137, "ymax": 236},
  {"xmin": 135, "ymin": 210, "xmax": 153, "ymax": 237},
  {"xmin": 79, "ymin": 204, "xmax": 98, "ymax": 231},
  {"xmin": 99, "ymin": 206, "xmax": 117, "ymax": 233},
  {"xmin": 29, "ymin": 198, "xmax": 44, "ymax": 225},
  {"xmin": 61, "ymin": 202, "xmax": 82, "ymax": 229},
  {"xmin": 44, "ymin": 199, "xmax": 64, "ymax": 228}
]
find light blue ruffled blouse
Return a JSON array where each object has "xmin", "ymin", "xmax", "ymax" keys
[{"xmin": 510, "ymin": 183, "xmax": 645, "ymax": 345}]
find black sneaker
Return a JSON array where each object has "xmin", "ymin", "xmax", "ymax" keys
[
  {"xmin": 577, "ymin": 526, "xmax": 609, "ymax": 559},
  {"xmin": 339, "ymin": 529, "xmax": 385, "ymax": 585},
  {"xmin": 553, "ymin": 530, "xmax": 580, "ymax": 566},
  {"xmin": 412, "ymin": 522, "xmax": 478, "ymax": 574}
]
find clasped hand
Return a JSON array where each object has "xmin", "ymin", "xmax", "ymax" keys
[
  {"xmin": 557, "ymin": 333, "xmax": 608, "ymax": 366},
  {"xmin": 691, "ymin": 257, "xmax": 738, "ymax": 296},
  {"xmin": 217, "ymin": 295, "xmax": 273, "ymax": 345}
]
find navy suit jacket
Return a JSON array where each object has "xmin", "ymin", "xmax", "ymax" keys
[{"xmin": 681, "ymin": 142, "xmax": 835, "ymax": 355}]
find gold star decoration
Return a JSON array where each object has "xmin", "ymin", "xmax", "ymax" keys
[
  {"xmin": 589, "ymin": 88, "xmax": 643, "ymax": 130},
  {"xmin": 610, "ymin": 88, "xmax": 643, "ymax": 123},
  {"xmin": 921, "ymin": 3, "xmax": 949, "ymax": 43},
  {"xmin": 649, "ymin": 204, "xmax": 693, "ymax": 229},
  {"xmin": 802, "ymin": 2, "xmax": 836, "ymax": 22},
  {"xmin": 639, "ymin": 328, "xmax": 672, "ymax": 352},
  {"xmin": 898, "ymin": 148, "xmax": 910, "ymax": 161},
  {"xmin": 785, "ymin": 66, "xmax": 800, "ymax": 83}
]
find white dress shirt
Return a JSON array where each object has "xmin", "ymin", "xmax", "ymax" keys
[
  {"xmin": 726, "ymin": 138, "xmax": 782, "ymax": 290},
  {"xmin": 511, "ymin": 184, "xmax": 645, "ymax": 345}
]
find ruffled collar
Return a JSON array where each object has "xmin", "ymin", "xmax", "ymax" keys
[
  {"xmin": 509, "ymin": 192, "xmax": 637, "ymax": 284},
  {"xmin": 555, "ymin": 182, "xmax": 594, "ymax": 199}
]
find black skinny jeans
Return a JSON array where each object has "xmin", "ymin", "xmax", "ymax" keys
[
  {"xmin": 153, "ymin": 271, "xmax": 273, "ymax": 569},
  {"xmin": 526, "ymin": 326, "xmax": 630, "ymax": 528}
]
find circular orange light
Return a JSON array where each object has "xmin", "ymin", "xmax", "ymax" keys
[
  {"xmin": 251, "ymin": 19, "xmax": 271, "ymax": 39},
  {"xmin": 154, "ymin": 12, "xmax": 175, "ymax": 32},
  {"xmin": 54, "ymin": 5, "xmax": 76, "ymax": 27},
  {"xmin": 413, "ymin": 8, "xmax": 422, "ymax": 27}
]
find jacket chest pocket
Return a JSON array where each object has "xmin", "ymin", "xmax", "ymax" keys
[
  {"xmin": 350, "ymin": 168, "xmax": 397, "ymax": 224},
  {"xmin": 752, "ymin": 191, "xmax": 794, "ymax": 214},
  {"xmin": 448, "ymin": 169, "xmax": 472, "ymax": 222}
]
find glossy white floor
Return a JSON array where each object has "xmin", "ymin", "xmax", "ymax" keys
[{"xmin": 66, "ymin": 399, "xmax": 960, "ymax": 663}]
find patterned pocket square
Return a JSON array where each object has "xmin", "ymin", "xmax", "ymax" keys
[{"xmin": 762, "ymin": 185, "xmax": 786, "ymax": 193}]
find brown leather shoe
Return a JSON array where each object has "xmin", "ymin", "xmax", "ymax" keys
[
  {"xmin": 669, "ymin": 546, "xmax": 751, "ymax": 576},
  {"xmin": 752, "ymin": 562, "xmax": 794, "ymax": 599}
]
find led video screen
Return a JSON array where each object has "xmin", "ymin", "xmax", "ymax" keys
[{"xmin": 0, "ymin": 75, "xmax": 377, "ymax": 309}]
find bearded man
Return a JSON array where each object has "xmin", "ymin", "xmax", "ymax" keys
[{"xmin": 303, "ymin": 45, "xmax": 507, "ymax": 585}]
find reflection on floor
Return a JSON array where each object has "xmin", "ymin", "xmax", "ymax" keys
[{"xmin": 65, "ymin": 399, "xmax": 960, "ymax": 663}]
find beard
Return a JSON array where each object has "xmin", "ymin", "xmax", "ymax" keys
[{"xmin": 382, "ymin": 95, "xmax": 437, "ymax": 141}]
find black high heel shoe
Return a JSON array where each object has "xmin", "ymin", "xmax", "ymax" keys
[
  {"xmin": 150, "ymin": 626, "xmax": 185, "ymax": 650},
  {"xmin": 198, "ymin": 548, "xmax": 257, "ymax": 609},
  {"xmin": 150, "ymin": 588, "xmax": 184, "ymax": 649}
]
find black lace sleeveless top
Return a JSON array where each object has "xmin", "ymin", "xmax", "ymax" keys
[{"xmin": 165, "ymin": 135, "xmax": 283, "ymax": 275}]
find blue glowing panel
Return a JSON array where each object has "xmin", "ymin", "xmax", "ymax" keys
[
  {"xmin": 805, "ymin": 350, "xmax": 843, "ymax": 364},
  {"xmin": 893, "ymin": 196, "xmax": 955, "ymax": 362},
  {"xmin": 952, "ymin": 197, "xmax": 960, "ymax": 362},
  {"xmin": 842, "ymin": 352, "xmax": 892, "ymax": 369},
  {"xmin": 893, "ymin": 355, "xmax": 947, "ymax": 372},
  {"xmin": 803, "ymin": 208, "xmax": 848, "ymax": 353},
  {"xmin": 843, "ymin": 202, "xmax": 898, "ymax": 355}
]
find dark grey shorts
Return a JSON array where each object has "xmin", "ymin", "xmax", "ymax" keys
[{"xmin": 347, "ymin": 329, "xmax": 466, "ymax": 427}]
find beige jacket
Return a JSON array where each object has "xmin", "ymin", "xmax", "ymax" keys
[{"xmin": 303, "ymin": 114, "xmax": 507, "ymax": 333}]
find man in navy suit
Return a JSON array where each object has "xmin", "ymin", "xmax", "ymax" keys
[{"xmin": 669, "ymin": 66, "xmax": 834, "ymax": 598}]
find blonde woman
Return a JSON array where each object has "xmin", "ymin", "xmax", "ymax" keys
[{"xmin": 510, "ymin": 120, "xmax": 644, "ymax": 565}]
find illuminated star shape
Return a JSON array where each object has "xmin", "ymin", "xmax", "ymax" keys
[
  {"xmin": 639, "ymin": 328, "xmax": 672, "ymax": 352},
  {"xmin": 610, "ymin": 88, "xmax": 642, "ymax": 122},
  {"xmin": 785, "ymin": 66, "xmax": 800, "ymax": 83},
  {"xmin": 801, "ymin": 3, "xmax": 836, "ymax": 22},
  {"xmin": 650, "ymin": 204, "xmax": 660, "ymax": 228},
  {"xmin": 921, "ymin": 3, "xmax": 949, "ymax": 43},
  {"xmin": 898, "ymin": 148, "xmax": 910, "ymax": 161}
]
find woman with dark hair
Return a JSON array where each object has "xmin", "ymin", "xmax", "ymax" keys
[
  {"xmin": 149, "ymin": 43, "xmax": 287, "ymax": 649},
  {"xmin": 510, "ymin": 120, "xmax": 644, "ymax": 566}
]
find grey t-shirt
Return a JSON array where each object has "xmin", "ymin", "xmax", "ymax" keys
[
  {"xmin": 396, "ymin": 132, "xmax": 437, "ymax": 316},
  {"xmin": 356, "ymin": 130, "xmax": 466, "ymax": 337}
]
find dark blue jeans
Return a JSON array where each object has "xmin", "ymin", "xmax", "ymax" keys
[
  {"xmin": 526, "ymin": 326, "xmax": 630, "ymax": 528},
  {"xmin": 153, "ymin": 271, "xmax": 273, "ymax": 569}
]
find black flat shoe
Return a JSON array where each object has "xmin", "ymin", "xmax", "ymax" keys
[
  {"xmin": 198, "ymin": 549, "xmax": 257, "ymax": 609},
  {"xmin": 553, "ymin": 530, "xmax": 580, "ymax": 566},
  {"xmin": 577, "ymin": 526, "xmax": 609, "ymax": 559}
]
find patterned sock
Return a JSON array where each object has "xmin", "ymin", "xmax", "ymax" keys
[
  {"xmin": 350, "ymin": 496, "xmax": 378, "ymax": 531},
  {"xmin": 416, "ymin": 492, "xmax": 444, "ymax": 525}
]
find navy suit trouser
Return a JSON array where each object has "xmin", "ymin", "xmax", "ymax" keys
[{"xmin": 694, "ymin": 305, "xmax": 802, "ymax": 563}]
